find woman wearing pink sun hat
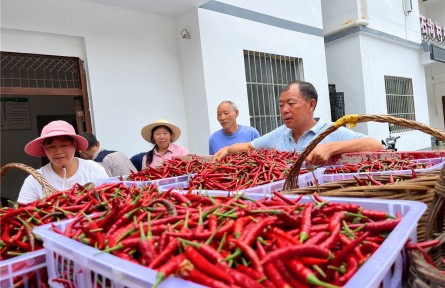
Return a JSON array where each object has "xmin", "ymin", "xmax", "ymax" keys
[{"xmin": 17, "ymin": 120, "xmax": 109, "ymax": 204}]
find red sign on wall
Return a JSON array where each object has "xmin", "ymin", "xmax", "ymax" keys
[{"xmin": 420, "ymin": 15, "xmax": 444, "ymax": 44}]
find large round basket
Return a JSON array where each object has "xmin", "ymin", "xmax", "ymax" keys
[{"xmin": 0, "ymin": 162, "xmax": 57, "ymax": 198}]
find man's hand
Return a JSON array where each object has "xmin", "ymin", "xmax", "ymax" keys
[
  {"xmin": 305, "ymin": 137, "xmax": 383, "ymax": 166},
  {"xmin": 213, "ymin": 147, "xmax": 229, "ymax": 161},
  {"xmin": 305, "ymin": 143, "xmax": 334, "ymax": 167},
  {"xmin": 212, "ymin": 142, "xmax": 253, "ymax": 162}
]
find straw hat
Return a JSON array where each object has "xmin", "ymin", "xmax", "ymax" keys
[
  {"xmin": 24, "ymin": 120, "xmax": 88, "ymax": 157},
  {"xmin": 141, "ymin": 119, "xmax": 181, "ymax": 144}
]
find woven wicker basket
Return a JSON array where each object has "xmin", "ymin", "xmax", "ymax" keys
[
  {"xmin": 283, "ymin": 114, "xmax": 445, "ymax": 241},
  {"xmin": 408, "ymin": 233, "xmax": 445, "ymax": 288},
  {"xmin": 0, "ymin": 162, "xmax": 57, "ymax": 197}
]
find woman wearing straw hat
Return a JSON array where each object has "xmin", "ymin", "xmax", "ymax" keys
[
  {"xmin": 17, "ymin": 120, "xmax": 109, "ymax": 204},
  {"xmin": 141, "ymin": 119, "xmax": 188, "ymax": 169}
]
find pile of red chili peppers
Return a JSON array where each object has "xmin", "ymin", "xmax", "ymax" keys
[
  {"xmin": 44, "ymin": 185, "xmax": 402, "ymax": 288},
  {"xmin": 323, "ymin": 158, "xmax": 434, "ymax": 174},
  {"xmin": 126, "ymin": 149, "xmax": 301, "ymax": 189},
  {"xmin": 0, "ymin": 183, "xmax": 158, "ymax": 287}
]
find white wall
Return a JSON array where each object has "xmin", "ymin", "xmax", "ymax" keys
[
  {"xmin": 198, "ymin": 0, "xmax": 332, "ymax": 134},
  {"xmin": 176, "ymin": 10, "xmax": 209, "ymax": 155},
  {"xmin": 327, "ymin": 32, "xmax": 431, "ymax": 150},
  {"xmin": 222, "ymin": 0, "xmax": 323, "ymax": 28},
  {"xmin": 323, "ymin": 0, "xmax": 431, "ymax": 150},
  {"xmin": 321, "ymin": 0, "xmax": 360, "ymax": 33},
  {"xmin": 426, "ymin": 65, "xmax": 445, "ymax": 131},
  {"xmin": 325, "ymin": 34, "xmax": 367, "ymax": 118},
  {"xmin": 361, "ymin": 34, "xmax": 431, "ymax": 150},
  {"xmin": 1, "ymin": 0, "xmax": 190, "ymax": 158},
  {"xmin": 367, "ymin": 0, "xmax": 421, "ymax": 43}
]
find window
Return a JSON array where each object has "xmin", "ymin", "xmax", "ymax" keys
[
  {"xmin": 384, "ymin": 76, "xmax": 416, "ymax": 133},
  {"xmin": 244, "ymin": 50, "xmax": 304, "ymax": 135},
  {"xmin": 1, "ymin": 52, "xmax": 81, "ymax": 88}
]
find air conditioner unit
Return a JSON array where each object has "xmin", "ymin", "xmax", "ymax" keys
[{"xmin": 403, "ymin": 0, "xmax": 413, "ymax": 14}]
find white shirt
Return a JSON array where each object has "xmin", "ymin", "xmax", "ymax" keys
[{"xmin": 17, "ymin": 158, "xmax": 109, "ymax": 204}]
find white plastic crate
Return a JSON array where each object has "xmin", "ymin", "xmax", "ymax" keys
[
  {"xmin": 93, "ymin": 174, "xmax": 192, "ymax": 188},
  {"xmin": 0, "ymin": 249, "xmax": 47, "ymax": 288},
  {"xmin": 158, "ymin": 168, "xmax": 325, "ymax": 195},
  {"xmin": 319, "ymin": 157, "xmax": 444, "ymax": 185},
  {"xmin": 34, "ymin": 195, "xmax": 426, "ymax": 288}
]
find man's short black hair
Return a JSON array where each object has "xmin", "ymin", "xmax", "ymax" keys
[
  {"xmin": 79, "ymin": 132, "xmax": 98, "ymax": 149},
  {"xmin": 282, "ymin": 80, "xmax": 318, "ymax": 105}
]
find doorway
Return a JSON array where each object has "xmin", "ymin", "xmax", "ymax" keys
[{"xmin": 0, "ymin": 52, "xmax": 92, "ymax": 202}]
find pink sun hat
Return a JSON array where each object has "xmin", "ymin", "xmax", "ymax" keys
[{"xmin": 24, "ymin": 120, "xmax": 88, "ymax": 157}]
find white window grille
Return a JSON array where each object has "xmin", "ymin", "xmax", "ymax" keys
[
  {"xmin": 384, "ymin": 76, "xmax": 416, "ymax": 133},
  {"xmin": 244, "ymin": 50, "xmax": 304, "ymax": 135}
]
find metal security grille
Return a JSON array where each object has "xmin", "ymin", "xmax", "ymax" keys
[
  {"xmin": 244, "ymin": 50, "xmax": 304, "ymax": 135},
  {"xmin": 384, "ymin": 76, "xmax": 416, "ymax": 133},
  {"xmin": 1, "ymin": 52, "xmax": 81, "ymax": 88}
]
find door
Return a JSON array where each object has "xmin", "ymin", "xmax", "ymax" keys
[{"xmin": 0, "ymin": 52, "xmax": 93, "ymax": 201}]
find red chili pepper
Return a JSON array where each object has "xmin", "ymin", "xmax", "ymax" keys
[
  {"xmin": 207, "ymin": 213, "xmax": 218, "ymax": 232},
  {"xmin": 287, "ymin": 258, "xmax": 340, "ymax": 288},
  {"xmin": 233, "ymin": 240, "xmax": 263, "ymax": 274},
  {"xmin": 217, "ymin": 264, "xmax": 273, "ymax": 288},
  {"xmin": 148, "ymin": 238, "xmax": 179, "ymax": 269},
  {"xmin": 270, "ymin": 227, "xmax": 300, "ymax": 245},
  {"xmin": 178, "ymin": 238, "xmax": 225, "ymax": 265},
  {"xmin": 87, "ymin": 217, "xmax": 104, "ymax": 250},
  {"xmin": 348, "ymin": 218, "xmax": 401, "ymax": 232},
  {"xmin": 360, "ymin": 241, "xmax": 380, "ymax": 255},
  {"xmin": 233, "ymin": 216, "xmax": 252, "ymax": 239},
  {"xmin": 185, "ymin": 245, "xmax": 234, "ymax": 284},
  {"xmin": 305, "ymin": 232, "xmax": 328, "ymax": 245},
  {"xmin": 319, "ymin": 211, "xmax": 346, "ymax": 250},
  {"xmin": 404, "ymin": 239, "xmax": 440, "ymax": 250},
  {"xmin": 152, "ymin": 253, "xmax": 187, "ymax": 288},
  {"xmin": 274, "ymin": 259, "xmax": 309, "ymax": 288},
  {"xmin": 260, "ymin": 244, "xmax": 331, "ymax": 266},
  {"xmin": 185, "ymin": 267, "xmax": 232, "ymax": 288},
  {"xmin": 256, "ymin": 241, "xmax": 291, "ymax": 288},
  {"xmin": 239, "ymin": 217, "xmax": 277, "ymax": 246},
  {"xmin": 331, "ymin": 231, "xmax": 370, "ymax": 267},
  {"xmin": 337, "ymin": 256, "xmax": 359, "ymax": 285},
  {"xmin": 360, "ymin": 209, "xmax": 392, "ymax": 221},
  {"xmin": 169, "ymin": 219, "xmax": 234, "ymax": 241},
  {"xmin": 0, "ymin": 207, "xmax": 36, "ymax": 224},
  {"xmin": 300, "ymin": 202, "xmax": 313, "ymax": 243},
  {"xmin": 139, "ymin": 216, "xmax": 157, "ymax": 266},
  {"xmin": 272, "ymin": 191, "xmax": 296, "ymax": 205},
  {"xmin": 51, "ymin": 278, "xmax": 77, "ymax": 288}
]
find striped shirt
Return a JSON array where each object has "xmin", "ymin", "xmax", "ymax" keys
[
  {"xmin": 251, "ymin": 118, "xmax": 367, "ymax": 152},
  {"xmin": 93, "ymin": 149, "xmax": 137, "ymax": 177}
]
